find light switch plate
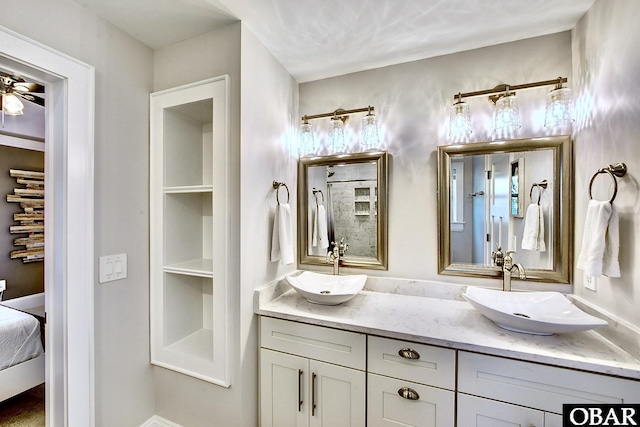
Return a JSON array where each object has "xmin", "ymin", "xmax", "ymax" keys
[
  {"xmin": 584, "ymin": 272, "xmax": 597, "ymax": 291},
  {"xmin": 99, "ymin": 254, "xmax": 127, "ymax": 283}
]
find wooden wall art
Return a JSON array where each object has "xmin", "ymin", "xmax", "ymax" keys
[{"xmin": 7, "ymin": 169, "xmax": 44, "ymax": 263}]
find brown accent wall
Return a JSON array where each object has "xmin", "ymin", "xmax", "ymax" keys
[{"xmin": 0, "ymin": 144, "xmax": 44, "ymax": 300}]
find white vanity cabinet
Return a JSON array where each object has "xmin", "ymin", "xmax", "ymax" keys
[
  {"xmin": 367, "ymin": 336, "xmax": 456, "ymax": 427},
  {"xmin": 260, "ymin": 317, "xmax": 366, "ymax": 427},
  {"xmin": 259, "ymin": 315, "xmax": 640, "ymax": 427},
  {"xmin": 457, "ymin": 351, "xmax": 640, "ymax": 426},
  {"xmin": 149, "ymin": 76, "xmax": 231, "ymax": 386}
]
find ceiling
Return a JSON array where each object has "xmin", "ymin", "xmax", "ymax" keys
[{"xmin": 75, "ymin": 1, "xmax": 595, "ymax": 82}]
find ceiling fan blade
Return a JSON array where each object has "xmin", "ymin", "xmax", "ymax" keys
[
  {"xmin": 13, "ymin": 82, "xmax": 45, "ymax": 93},
  {"xmin": 15, "ymin": 91, "xmax": 45, "ymax": 107}
]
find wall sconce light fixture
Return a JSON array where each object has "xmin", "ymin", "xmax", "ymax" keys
[
  {"xmin": 450, "ymin": 77, "xmax": 572, "ymax": 137},
  {"xmin": 449, "ymin": 93, "xmax": 472, "ymax": 138},
  {"xmin": 299, "ymin": 105, "xmax": 381, "ymax": 157},
  {"xmin": 360, "ymin": 106, "xmax": 381, "ymax": 151},
  {"xmin": 544, "ymin": 77, "xmax": 574, "ymax": 127},
  {"xmin": 298, "ymin": 118, "xmax": 318, "ymax": 157},
  {"xmin": 491, "ymin": 86, "xmax": 521, "ymax": 134},
  {"xmin": 328, "ymin": 113, "xmax": 347, "ymax": 153}
]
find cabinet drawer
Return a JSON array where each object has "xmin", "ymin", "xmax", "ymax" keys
[
  {"xmin": 368, "ymin": 336, "xmax": 455, "ymax": 390},
  {"xmin": 458, "ymin": 351, "xmax": 640, "ymax": 414},
  {"xmin": 260, "ymin": 317, "xmax": 366, "ymax": 370},
  {"xmin": 368, "ymin": 373, "xmax": 455, "ymax": 427},
  {"xmin": 457, "ymin": 393, "xmax": 544, "ymax": 427}
]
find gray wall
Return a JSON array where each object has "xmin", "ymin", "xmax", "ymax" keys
[
  {"xmin": 572, "ymin": 0, "xmax": 640, "ymax": 327},
  {"xmin": 0, "ymin": 145, "xmax": 44, "ymax": 300},
  {"xmin": 152, "ymin": 22, "xmax": 299, "ymax": 427},
  {"xmin": 300, "ymin": 32, "xmax": 572, "ymax": 286},
  {"xmin": 0, "ymin": 0, "xmax": 156, "ymax": 425}
]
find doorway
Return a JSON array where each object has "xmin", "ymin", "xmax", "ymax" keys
[{"xmin": 0, "ymin": 25, "xmax": 95, "ymax": 426}]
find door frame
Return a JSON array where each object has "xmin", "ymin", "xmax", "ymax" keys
[{"xmin": 0, "ymin": 25, "xmax": 96, "ymax": 426}]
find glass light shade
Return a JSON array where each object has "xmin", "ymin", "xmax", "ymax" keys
[
  {"xmin": 2, "ymin": 93, "xmax": 24, "ymax": 115},
  {"xmin": 328, "ymin": 117, "xmax": 347, "ymax": 153},
  {"xmin": 493, "ymin": 94, "xmax": 520, "ymax": 133},
  {"xmin": 449, "ymin": 101, "xmax": 472, "ymax": 137},
  {"xmin": 544, "ymin": 87, "xmax": 574, "ymax": 127},
  {"xmin": 298, "ymin": 122, "xmax": 318, "ymax": 157},
  {"xmin": 361, "ymin": 113, "xmax": 381, "ymax": 150}
]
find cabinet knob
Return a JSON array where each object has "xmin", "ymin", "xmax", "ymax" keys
[
  {"xmin": 398, "ymin": 348, "xmax": 420, "ymax": 360},
  {"xmin": 398, "ymin": 387, "xmax": 420, "ymax": 400}
]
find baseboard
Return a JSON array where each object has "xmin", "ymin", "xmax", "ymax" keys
[{"xmin": 140, "ymin": 415, "xmax": 183, "ymax": 427}]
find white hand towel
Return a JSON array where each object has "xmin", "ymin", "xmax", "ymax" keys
[
  {"xmin": 603, "ymin": 202, "xmax": 620, "ymax": 277},
  {"xmin": 521, "ymin": 203, "xmax": 546, "ymax": 252},
  {"xmin": 312, "ymin": 204, "xmax": 319, "ymax": 247},
  {"xmin": 270, "ymin": 203, "xmax": 294, "ymax": 265},
  {"xmin": 577, "ymin": 200, "xmax": 620, "ymax": 278},
  {"xmin": 317, "ymin": 204, "xmax": 329, "ymax": 249}
]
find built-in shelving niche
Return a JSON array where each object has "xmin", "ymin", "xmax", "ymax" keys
[{"xmin": 150, "ymin": 76, "xmax": 230, "ymax": 386}]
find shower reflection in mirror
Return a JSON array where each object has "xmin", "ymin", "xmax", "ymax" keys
[
  {"xmin": 307, "ymin": 162, "xmax": 378, "ymax": 258},
  {"xmin": 299, "ymin": 151, "xmax": 388, "ymax": 270}
]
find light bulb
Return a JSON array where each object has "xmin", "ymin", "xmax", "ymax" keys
[
  {"xmin": 544, "ymin": 87, "xmax": 574, "ymax": 127},
  {"xmin": 361, "ymin": 113, "xmax": 380, "ymax": 150},
  {"xmin": 2, "ymin": 93, "xmax": 24, "ymax": 115},
  {"xmin": 328, "ymin": 117, "xmax": 346, "ymax": 153},
  {"xmin": 298, "ymin": 122, "xmax": 318, "ymax": 157},
  {"xmin": 449, "ymin": 100, "xmax": 472, "ymax": 138},
  {"xmin": 493, "ymin": 93, "xmax": 520, "ymax": 134}
]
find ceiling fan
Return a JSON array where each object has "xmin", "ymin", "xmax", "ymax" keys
[{"xmin": 0, "ymin": 70, "xmax": 45, "ymax": 123}]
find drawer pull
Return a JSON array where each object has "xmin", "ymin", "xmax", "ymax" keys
[
  {"xmin": 398, "ymin": 387, "xmax": 420, "ymax": 400},
  {"xmin": 398, "ymin": 348, "xmax": 420, "ymax": 360}
]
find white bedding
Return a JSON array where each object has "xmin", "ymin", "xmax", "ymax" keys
[{"xmin": 0, "ymin": 304, "xmax": 45, "ymax": 370}]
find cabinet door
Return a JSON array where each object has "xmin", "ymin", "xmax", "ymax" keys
[
  {"xmin": 310, "ymin": 360, "xmax": 366, "ymax": 427},
  {"xmin": 457, "ymin": 394, "xmax": 544, "ymax": 427},
  {"xmin": 368, "ymin": 373, "xmax": 454, "ymax": 427},
  {"xmin": 261, "ymin": 349, "xmax": 309, "ymax": 427},
  {"xmin": 545, "ymin": 412, "xmax": 563, "ymax": 427}
]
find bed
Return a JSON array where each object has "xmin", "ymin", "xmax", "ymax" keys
[{"xmin": 0, "ymin": 304, "xmax": 45, "ymax": 402}]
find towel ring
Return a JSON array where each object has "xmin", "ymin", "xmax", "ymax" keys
[
  {"xmin": 272, "ymin": 180, "xmax": 290, "ymax": 205},
  {"xmin": 588, "ymin": 163, "xmax": 627, "ymax": 204},
  {"xmin": 529, "ymin": 180, "xmax": 548, "ymax": 205},
  {"xmin": 312, "ymin": 188, "xmax": 324, "ymax": 206}
]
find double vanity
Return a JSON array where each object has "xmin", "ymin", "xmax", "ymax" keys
[
  {"xmin": 256, "ymin": 135, "xmax": 639, "ymax": 426},
  {"xmin": 255, "ymin": 275, "xmax": 640, "ymax": 427}
]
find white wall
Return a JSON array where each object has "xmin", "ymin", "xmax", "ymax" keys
[
  {"xmin": 299, "ymin": 32, "xmax": 572, "ymax": 289},
  {"xmin": 239, "ymin": 24, "xmax": 299, "ymax": 426},
  {"xmin": 572, "ymin": 0, "xmax": 640, "ymax": 327},
  {"xmin": 152, "ymin": 22, "xmax": 298, "ymax": 427},
  {"xmin": 152, "ymin": 23, "xmax": 243, "ymax": 427},
  {"xmin": 0, "ymin": 0, "xmax": 156, "ymax": 425}
]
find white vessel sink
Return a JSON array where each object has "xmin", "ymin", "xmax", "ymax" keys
[
  {"xmin": 285, "ymin": 271, "xmax": 367, "ymax": 305},
  {"xmin": 463, "ymin": 287, "xmax": 608, "ymax": 335}
]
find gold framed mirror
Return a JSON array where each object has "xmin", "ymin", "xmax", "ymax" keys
[
  {"xmin": 437, "ymin": 136, "xmax": 572, "ymax": 283},
  {"xmin": 298, "ymin": 151, "xmax": 389, "ymax": 270}
]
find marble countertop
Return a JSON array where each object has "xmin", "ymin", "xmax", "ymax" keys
[{"xmin": 255, "ymin": 278, "xmax": 640, "ymax": 380}]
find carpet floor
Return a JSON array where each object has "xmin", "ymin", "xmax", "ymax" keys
[{"xmin": 0, "ymin": 384, "xmax": 45, "ymax": 426}]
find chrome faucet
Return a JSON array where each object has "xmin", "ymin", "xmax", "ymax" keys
[
  {"xmin": 326, "ymin": 237, "xmax": 348, "ymax": 275},
  {"xmin": 492, "ymin": 245, "xmax": 526, "ymax": 292}
]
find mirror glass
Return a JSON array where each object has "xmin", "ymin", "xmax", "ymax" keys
[
  {"xmin": 438, "ymin": 136, "xmax": 571, "ymax": 283},
  {"xmin": 298, "ymin": 152, "xmax": 388, "ymax": 269}
]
